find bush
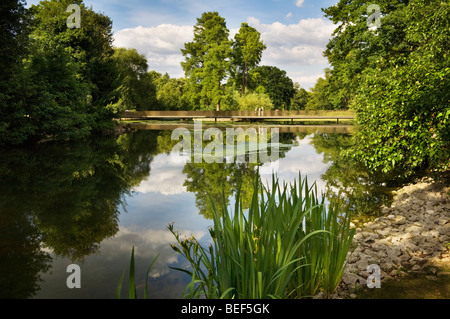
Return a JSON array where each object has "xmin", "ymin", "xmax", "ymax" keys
[{"xmin": 237, "ymin": 92, "xmax": 274, "ymax": 111}]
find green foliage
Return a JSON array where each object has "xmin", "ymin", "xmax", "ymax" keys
[
  {"xmin": 157, "ymin": 77, "xmax": 191, "ymax": 110},
  {"xmin": 325, "ymin": 0, "xmax": 450, "ymax": 176},
  {"xmin": 169, "ymin": 173, "xmax": 355, "ymax": 299},
  {"xmin": 0, "ymin": 0, "xmax": 119, "ymax": 145},
  {"xmin": 322, "ymin": 0, "xmax": 411, "ymax": 111},
  {"xmin": 248, "ymin": 66, "xmax": 295, "ymax": 109},
  {"xmin": 290, "ymin": 83, "xmax": 311, "ymax": 110},
  {"xmin": 116, "ymin": 246, "xmax": 159, "ymax": 299},
  {"xmin": 181, "ymin": 12, "xmax": 231, "ymax": 110},
  {"xmin": 305, "ymin": 69, "xmax": 333, "ymax": 110},
  {"xmin": 231, "ymin": 23, "xmax": 266, "ymax": 95},
  {"xmin": 237, "ymin": 92, "xmax": 274, "ymax": 111},
  {"xmin": 0, "ymin": 0, "xmax": 31, "ymax": 144},
  {"xmin": 111, "ymin": 47, "xmax": 158, "ymax": 112}
]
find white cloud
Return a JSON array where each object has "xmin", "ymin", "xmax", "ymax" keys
[
  {"xmin": 113, "ymin": 17, "xmax": 334, "ymax": 90},
  {"xmin": 257, "ymin": 18, "xmax": 334, "ymax": 48},
  {"xmin": 246, "ymin": 16, "xmax": 261, "ymax": 26},
  {"xmin": 295, "ymin": 0, "xmax": 305, "ymax": 7},
  {"xmin": 286, "ymin": 12, "xmax": 293, "ymax": 18},
  {"xmin": 113, "ymin": 24, "xmax": 193, "ymax": 78}
]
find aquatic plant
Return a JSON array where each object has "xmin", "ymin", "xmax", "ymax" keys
[{"xmin": 168, "ymin": 172, "xmax": 355, "ymax": 299}]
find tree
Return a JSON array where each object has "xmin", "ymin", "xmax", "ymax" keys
[
  {"xmin": 0, "ymin": 0, "xmax": 119, "ymax": 145},
  {"xmin": 181, "ymin": 12, "xmax": 231, "ymax": 110},
  {"xmin": 290, "ymin": 83, "xmax": 310, "ymax": 110},
  {"xmin": 322, "ymin": 0, "xmax": 410, "ymax": 110},
  {"xmin": 231, "ymin": 23, "xmax": 266, "ymax": 96},
  {"xmin": 237, "ymin": 92, "xmax": 273, "ymax": 111},
  {"xmin": 29, "ymin": 0, "xmax": 117, "ymax": 127},
  {"xmin": 0, "ymin": 0, "xmax": 31, "ymax": 144},
  {"xmin": 248, "ymin": 66, "xmax": 295, "ymax": 109},
  {"xmin": 323, "ymin": 0, "xmax": 450, "ymax": 176},
  {"xmin": 306, "ymin": 69, "xmax": 333, "ymax": 110},
  {"xmin": 157, "ymin": 77, "xmax": 191, "ymax": 110},
  {"xmin": 111, "ymin": 47, "xmax": 157, "ymax": 111}
]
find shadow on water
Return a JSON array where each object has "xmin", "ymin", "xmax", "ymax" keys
[{"xmin": 0, "ymin": 125, "xmax": 399, "ymax": 298}]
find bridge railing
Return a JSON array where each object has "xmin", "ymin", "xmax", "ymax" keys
[{"xmin": 119, "ymin": 110, "xmax": 354, "ymax": 119}]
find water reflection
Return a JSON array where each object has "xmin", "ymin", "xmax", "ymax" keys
[
  {"xmin": 0, "ymin": 134, "xmax": 158, "ymax": 298},
  {"xmin": 0, "ymin": 125, "xmax": 394, "ymax": 299},
  {"xmin": 310, "ymin": 133, "xmax": 396, "ymax": 218}
]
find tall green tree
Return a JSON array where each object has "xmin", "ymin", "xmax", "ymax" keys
[
  {"xmin": 231, "ymin": 23, "xmax": 266, "ymax": 95},
  {"xmin": 157, "ymin": 77, "xmax": 191, "ymax": 110},
  {"xmin": 322, "ymin": 0, "xmax": 411, "ymax": 110},
  {"xmin": 181, "ymin": 12, "xmax": 232, "ymax": 110},
  {"xmin": 111, "ymin": 47, "xmax": 157, "ymax": 111},
  {"xmin": 248, "ymin": 66, "xmax": 295, "ymax": 109}
]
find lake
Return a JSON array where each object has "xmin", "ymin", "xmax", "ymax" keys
[{"xmin": 0, "ymin": 123, "xmax": 394, "ymax": 299}]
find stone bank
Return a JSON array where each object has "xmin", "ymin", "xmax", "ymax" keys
[{"xmin": 331, "ymin": 177, "xmax": 450, "ymax": 298}]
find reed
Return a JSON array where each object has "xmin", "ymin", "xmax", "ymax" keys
[
  {"xmin": 168, "ymin": 172, "xmax": 355, "ymax": 299},
  {"xmin": 116, "ymin": 246, "xmax": 159, "ymax": 299}
]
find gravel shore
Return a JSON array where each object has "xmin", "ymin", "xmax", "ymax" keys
[{"xmin": 323, "ymin": 176, "xmax": 450, "ymax": 298}]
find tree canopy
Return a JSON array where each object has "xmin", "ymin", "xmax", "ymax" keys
[
  {"xmin": 181, "ymin": 12, "xmax": 232, "ymax": 110},
  {"xmin": 322, "ymin": 0, "xmax": 450, "ymax": 176},
  {"xmin": 248, "ymin": 66, "xmax": 296, "ymax": 109},
  {"xmin": 231, "ymin": 23, "xmax": 266, "ymax": 96}
]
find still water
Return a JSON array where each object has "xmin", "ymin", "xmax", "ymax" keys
[{"xmin": 0, "ymin": 124, "xmax": 393, "ymax": 299}]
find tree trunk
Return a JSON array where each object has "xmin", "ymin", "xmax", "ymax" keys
[{"xmin": 241, "ymin": 63, "xmax": 247, "ymax": 96}]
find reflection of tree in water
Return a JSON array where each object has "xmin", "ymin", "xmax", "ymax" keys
[
  {"xmin": 0, "ymin": 211, "xmax": 51, "ymax": 299},
  {"xmin": 311, "ymin": 133, "xmax": 399, "ymax": 217},
  {"xmin": 0, "ymin": 131, "xmax": 159, "ymax": 298},
  {"xmin": 183, "ymin": 132, "xmax": 298, "ymax": 219}
]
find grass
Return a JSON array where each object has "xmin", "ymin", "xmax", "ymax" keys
[
  {"xmin": 168, "ymin": 172, "xmax": 355, "ymax": 299},
  {"xmin": 116, "ymin": 246, "xmax": 159, "ymax": 299}
]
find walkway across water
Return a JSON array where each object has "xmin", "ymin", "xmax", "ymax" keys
[{"xmin": 119, "ymin": 110, "xmax": 355, "ymax": 124}]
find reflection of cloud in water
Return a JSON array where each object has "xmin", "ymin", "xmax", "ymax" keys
[
  {"xmin": 102, "ymin": 226, "xmax": 207, "ymax": 278},
  {"xmin": 260, "ymin": 135, "xmax": 329, "ymax": 194},
  {"xmin": 34, "ymin": 224, "xmax": 207, "ymax": 299},
  {"xmin": 133, "ymin": 154, "xmax": 187, "ymax": 195}
]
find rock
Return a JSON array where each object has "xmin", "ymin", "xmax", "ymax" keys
[
  {"xmin": 389, "ymin": 269, "xmax": 398, "ymax": 277},
  {"xmin": 341, "ymin": 272, "xmax": 366, "ymax": 287},
  {"xmin": 405, "ymin": 225, "xmax": 422, "ymax": 233},
  {"xmin": 338, "ymin": 177, "xmax": 450, "ymax": 298},
  {"xmin": 411, "ymin": 264, "xmax": 422, "ymax": 271},
  {"xmin": 375, "ymin": 228, "xmax": 391, "ymax": 237}
]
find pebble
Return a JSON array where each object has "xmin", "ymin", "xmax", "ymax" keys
[{"xmin": 328, "ymin": 177, "xmax": 450, "ymax": 299}]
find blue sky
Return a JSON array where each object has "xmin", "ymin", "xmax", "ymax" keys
[{"xmin": 26, "ymin": 0, "xmax": 339, "ymax": 90}]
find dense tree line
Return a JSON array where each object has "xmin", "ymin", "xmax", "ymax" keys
[
  {"xmin": 0, "ymin": 0, "xmax": 120, "ymax": 145},
  {"xmin": 1, "ymin": 3, "xmax": 309, "ymax": 146},
  {"xmin": 320, "ymin": 0, "xmax": 449, "ymax": 176}
]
